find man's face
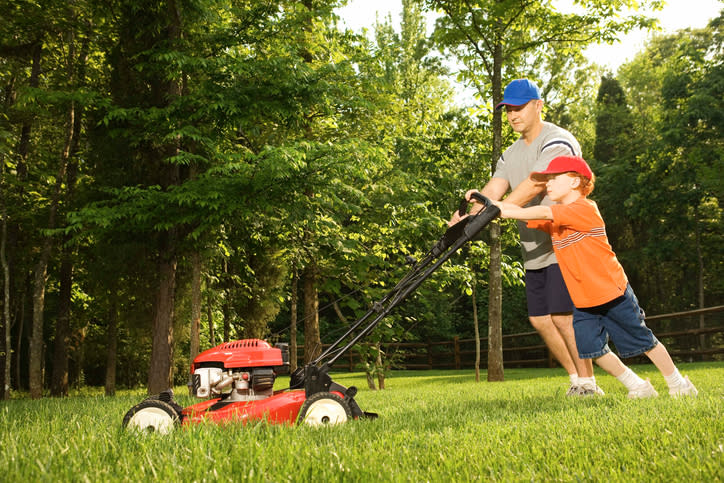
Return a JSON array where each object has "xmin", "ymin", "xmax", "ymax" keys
[{"xmin": 504, "ymin": 100, "xmax": 543, "ymax": 135}]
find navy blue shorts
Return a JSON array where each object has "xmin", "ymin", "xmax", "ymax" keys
[
  {"xmin": 573, "ymin": 284, "xmax": 659, "ymax": 359},
  {"xmin": 525, "ymin": 264, "xmax": 574, "ymax": 317}
]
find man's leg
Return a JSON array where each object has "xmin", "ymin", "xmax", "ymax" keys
[
  {"xmin": 529, "ymin": 314, "xmax": 578, "ymax": 376},
  {"xmin": 551, "ymin": 313, "xmax": 593, "ymax": 378},
  {"xmin": 527, "ymin": 265, "xmax": 592, "ymax": 380}
]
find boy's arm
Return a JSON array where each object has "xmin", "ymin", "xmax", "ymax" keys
[{"xmin": 494, "ymin": 201, "xmax": 553, "ymax": 221}]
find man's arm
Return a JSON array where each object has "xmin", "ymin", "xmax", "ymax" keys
[
  {"xmin": 503, "ymin": 176, "xmax": 547, "ymax": 207},
  {"xmin": 478, "ymin": 177, "xmax": 509, "ymax": 202}
]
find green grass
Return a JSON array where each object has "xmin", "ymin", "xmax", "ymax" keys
[{"xmin": 1, "ymin": 363, "xmax": 722, "ymax": 482}]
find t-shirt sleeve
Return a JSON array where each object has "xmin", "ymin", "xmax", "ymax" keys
[
  {"xmin": 535, "ymin": 131, "xmax": 581, "ymax": 172},
  {"xmin": 526, "ymin": 219, "xmax": 552, "ymax": 234},
  {"xmin": 492, "ymin": 154, "xmax": 507, "ymax": 180},
  {"xmin": 549, "ymin": 201, "xmax": 600, "ymax": 231}
]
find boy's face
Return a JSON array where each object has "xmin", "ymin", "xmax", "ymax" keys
[{"xmin": 545, "ymin": 173, "xmax": 577, "ymax": 202}]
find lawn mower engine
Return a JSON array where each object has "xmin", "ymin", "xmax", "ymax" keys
[{"xmin": 190, "ymin": 339, "xmax": 287, "ymax": 402}]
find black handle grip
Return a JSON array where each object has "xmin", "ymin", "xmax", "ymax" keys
[{"xmin": 458, "ymin": 192, "xmax": 494, "ymax": 216}]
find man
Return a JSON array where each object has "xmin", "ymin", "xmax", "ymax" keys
[{"xmin": 451, "ymin": 79, "xmax": 594, "ymax": 394}]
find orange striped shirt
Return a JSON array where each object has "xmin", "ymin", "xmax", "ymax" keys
[{"xmin": 527, "ymin": 198, "xmax": 628, "ymax": 308}]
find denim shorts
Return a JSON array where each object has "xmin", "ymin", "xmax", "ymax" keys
[
  {"xmin": 525, "ymin": 264, "xmax": 574, "ymax": 317},
  {"xmin": 573, "ymin": 284, "xmax": 659, "ymax": 359}
]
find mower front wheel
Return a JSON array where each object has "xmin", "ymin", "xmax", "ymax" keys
[
  {"xmin": 297, "ymin": 392, "xmax": 352, "ymax": 427},
  {"xmin": 122, "ymin": 399, "xmax": 180, "ymax": 435}
]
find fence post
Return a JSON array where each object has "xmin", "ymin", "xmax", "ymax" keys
[
  {"xmin": 454, "ymin": 336, "xmax": 460, "ymax": 370},
  {"xmin": 427, "ymin": 339, "xmax": 433, "ymax": 369}
]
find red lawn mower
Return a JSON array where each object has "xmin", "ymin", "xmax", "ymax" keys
[{"xmin": 122, "ymin": 195, "xmax": 499, "ymax": 433}]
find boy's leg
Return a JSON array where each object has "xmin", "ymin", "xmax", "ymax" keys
[
  {"xmin": 595, "ymin": 352, "xmax": 658, "ymax": 398},
  {"xmin": 645, "ymin": 344, "xmax": 699, "ymax": 396},
  {"xmin": 644, "ymin": 343, "xmax": 676, "ymax": 376},
  {"xmin": 602, "ymin": 285, "xmax": 698, "ymax": 397}
]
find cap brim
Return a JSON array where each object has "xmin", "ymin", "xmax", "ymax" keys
[
  {"xmin": 495, "ymin": 97, "xmax": 538, "ymax": 110},
  {"xmin": 530, "ymin": 170, "xmax": 556, "ymax": 180}
]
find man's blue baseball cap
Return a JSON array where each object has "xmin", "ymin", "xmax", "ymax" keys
[{"xmin": 495, "ymin": 79, "xmax": 542, "ymax": 110}]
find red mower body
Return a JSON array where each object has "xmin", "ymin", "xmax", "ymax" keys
[{"xmin": 181, "ymin": 389, "xmax": 347, "ymax": 426}]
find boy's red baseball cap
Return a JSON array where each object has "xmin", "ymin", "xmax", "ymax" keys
[{"xmin": 532, "ymin": 156, "xmax": 593, "ymax": 180}]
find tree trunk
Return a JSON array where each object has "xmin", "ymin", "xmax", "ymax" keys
[
  {"xmin": 366, "ymin": 371, "xmax": 376, "ymax": 390},
  {"xmin": 0, "ymin": 72, "xmax": 17, "ymax": 400},
  {"xmin": 207, "ymin": 291, "xmax": 215, "ymax": 347},
  {"xmin": 30, "ymin": 85, "xmax": 76, "ymax": 399},
  {"xmin": 29, "ymin": 247, "xmax": 51, "ymax": 399},
  {"xmin": 223, "ymin": 294, "xmax": 231, "ymax": 342},
  {"xmin": 376, "ymin": 343, "xmax": 385, "ymax": 390},
  {"xmin": 105, "ymin": 294, "xmax": 118, "ymax": 396},
  {"xmin": 50, "ymin": 253, "xmax": 72, "ymax": 397},
  {"xmin": 302, "ymin": 264, "xmax": 321, "ymax": 363},
  {"xmin": 50, "ymin": 25, "xmax": 86, "ymax": 397},
  {"xmin": 290, "ymin": 269, "xmax": 298, "ymax": 372},
  {"xmin": 14, "ymin": 287, "xmax": 26, "ymax": 391},
  {"xmin": 0, "ymin": 177, "xmax": 9, "ymax": 399},
  {"xmin": 487, "ymin": 221, "xmax": 504, "ymax": 381},
  {"xmin": 487, "ymin": 41, "xmax": 504, "ymax": 382},
  {"xmin": 189, "ymin": 251, "xmax": 201, "ymax": 362},
  {"xmin": 694, "ymin": 206, "xmax": 706, "ymax": 358},
  {"xmin": 473, "ymin": 283, "xmax": 480, "ymax": 383},
  {"xmin": 146, "ymin": 0, "xmax": 183, "ymax": 396},
  {"xmin": 148, "ymin": 243, "xmax": 177, "ymax": 394}
]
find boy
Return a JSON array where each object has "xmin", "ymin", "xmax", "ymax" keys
[{"xmin": 494, "ymin": 155, "xmax": 698, "ymax": 397}]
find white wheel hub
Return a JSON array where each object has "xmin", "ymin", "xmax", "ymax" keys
[
  {"xmin": 301, "ymin": 398, "xmax": 349, "ymax": 426},
  {"xmin": 126, "ymin": 407, "xmax": 176, "ymax": 434}
]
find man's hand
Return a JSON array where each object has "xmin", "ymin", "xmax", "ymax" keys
[{"xmin": 448, "ymin": 189, "xmax": 483, "ymax": 226}]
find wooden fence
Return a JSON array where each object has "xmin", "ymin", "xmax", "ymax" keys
[{"xmin": 309, "ymin": 305, "xmax": 724, "ymax": 371}]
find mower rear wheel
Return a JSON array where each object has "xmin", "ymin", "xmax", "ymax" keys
[
  {"xmin": 297, "ymin": 392, "xmax": 352, "ymax": 427},
  {"xmin": 122, "ymin": 399, "xmax": 179, "ymax": 435}
]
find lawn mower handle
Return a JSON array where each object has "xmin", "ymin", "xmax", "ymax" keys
[
  {"xmin": 294, "ymin": 195, "xmax": 500, "ymax": 396},
  {"xmin": 458, "ymin": 191, "xmax": 492, "ymax": 217}
]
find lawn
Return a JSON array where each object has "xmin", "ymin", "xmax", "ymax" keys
[{"xmin": 1, "ymin": 362, "xmax": 722, "ymax": 482}]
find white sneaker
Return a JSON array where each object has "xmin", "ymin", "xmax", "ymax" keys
[
  {"xmin": 669, "ymin": 375, "xmax": 698, "ymax": 397},
  {"xmin": 627, "ymin": 379, "xmax": 659, "ymax": 399},
  {"xmin": 566, "ymin": 384, "xmax": 580, "ymax": 396},
  {"xmin": 567, "ymin": 384, "xmax": 604, "ymax": 397}
]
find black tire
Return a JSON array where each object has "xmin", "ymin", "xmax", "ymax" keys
[
  {"xmin": 297, "ymin": 392, "xmax": 352, "ymax": 427},
  {"xmin": 122, "ymin": 399, "xmax": 180, "ymax": 435}
]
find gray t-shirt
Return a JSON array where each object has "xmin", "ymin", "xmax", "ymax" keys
[{"xmin": 493, "ymin": 122, "xmax": 581, "ymax": 270}]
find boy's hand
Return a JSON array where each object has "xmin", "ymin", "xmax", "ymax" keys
[{"xmin": 492, "ymin": 201, "xmax": 515, "ymax": 218}]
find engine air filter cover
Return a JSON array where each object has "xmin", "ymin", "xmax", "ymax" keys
[{"xmin": 192, "ymin": 339, "xmax": 285, "ymax": 371}]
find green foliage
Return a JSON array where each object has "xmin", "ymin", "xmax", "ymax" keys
[{"xmin": 597, "ymin": 15, "xmax": 724, "ymax": 312}]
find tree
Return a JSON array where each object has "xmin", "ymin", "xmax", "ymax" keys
[{"xmin": 611, "ymin": 15, "xmax": 723, "ymax": 314}]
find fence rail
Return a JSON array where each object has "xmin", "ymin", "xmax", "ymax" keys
[{"xmin": 307, "ymin": 305, "xmax": 724, "ymax": 371}]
